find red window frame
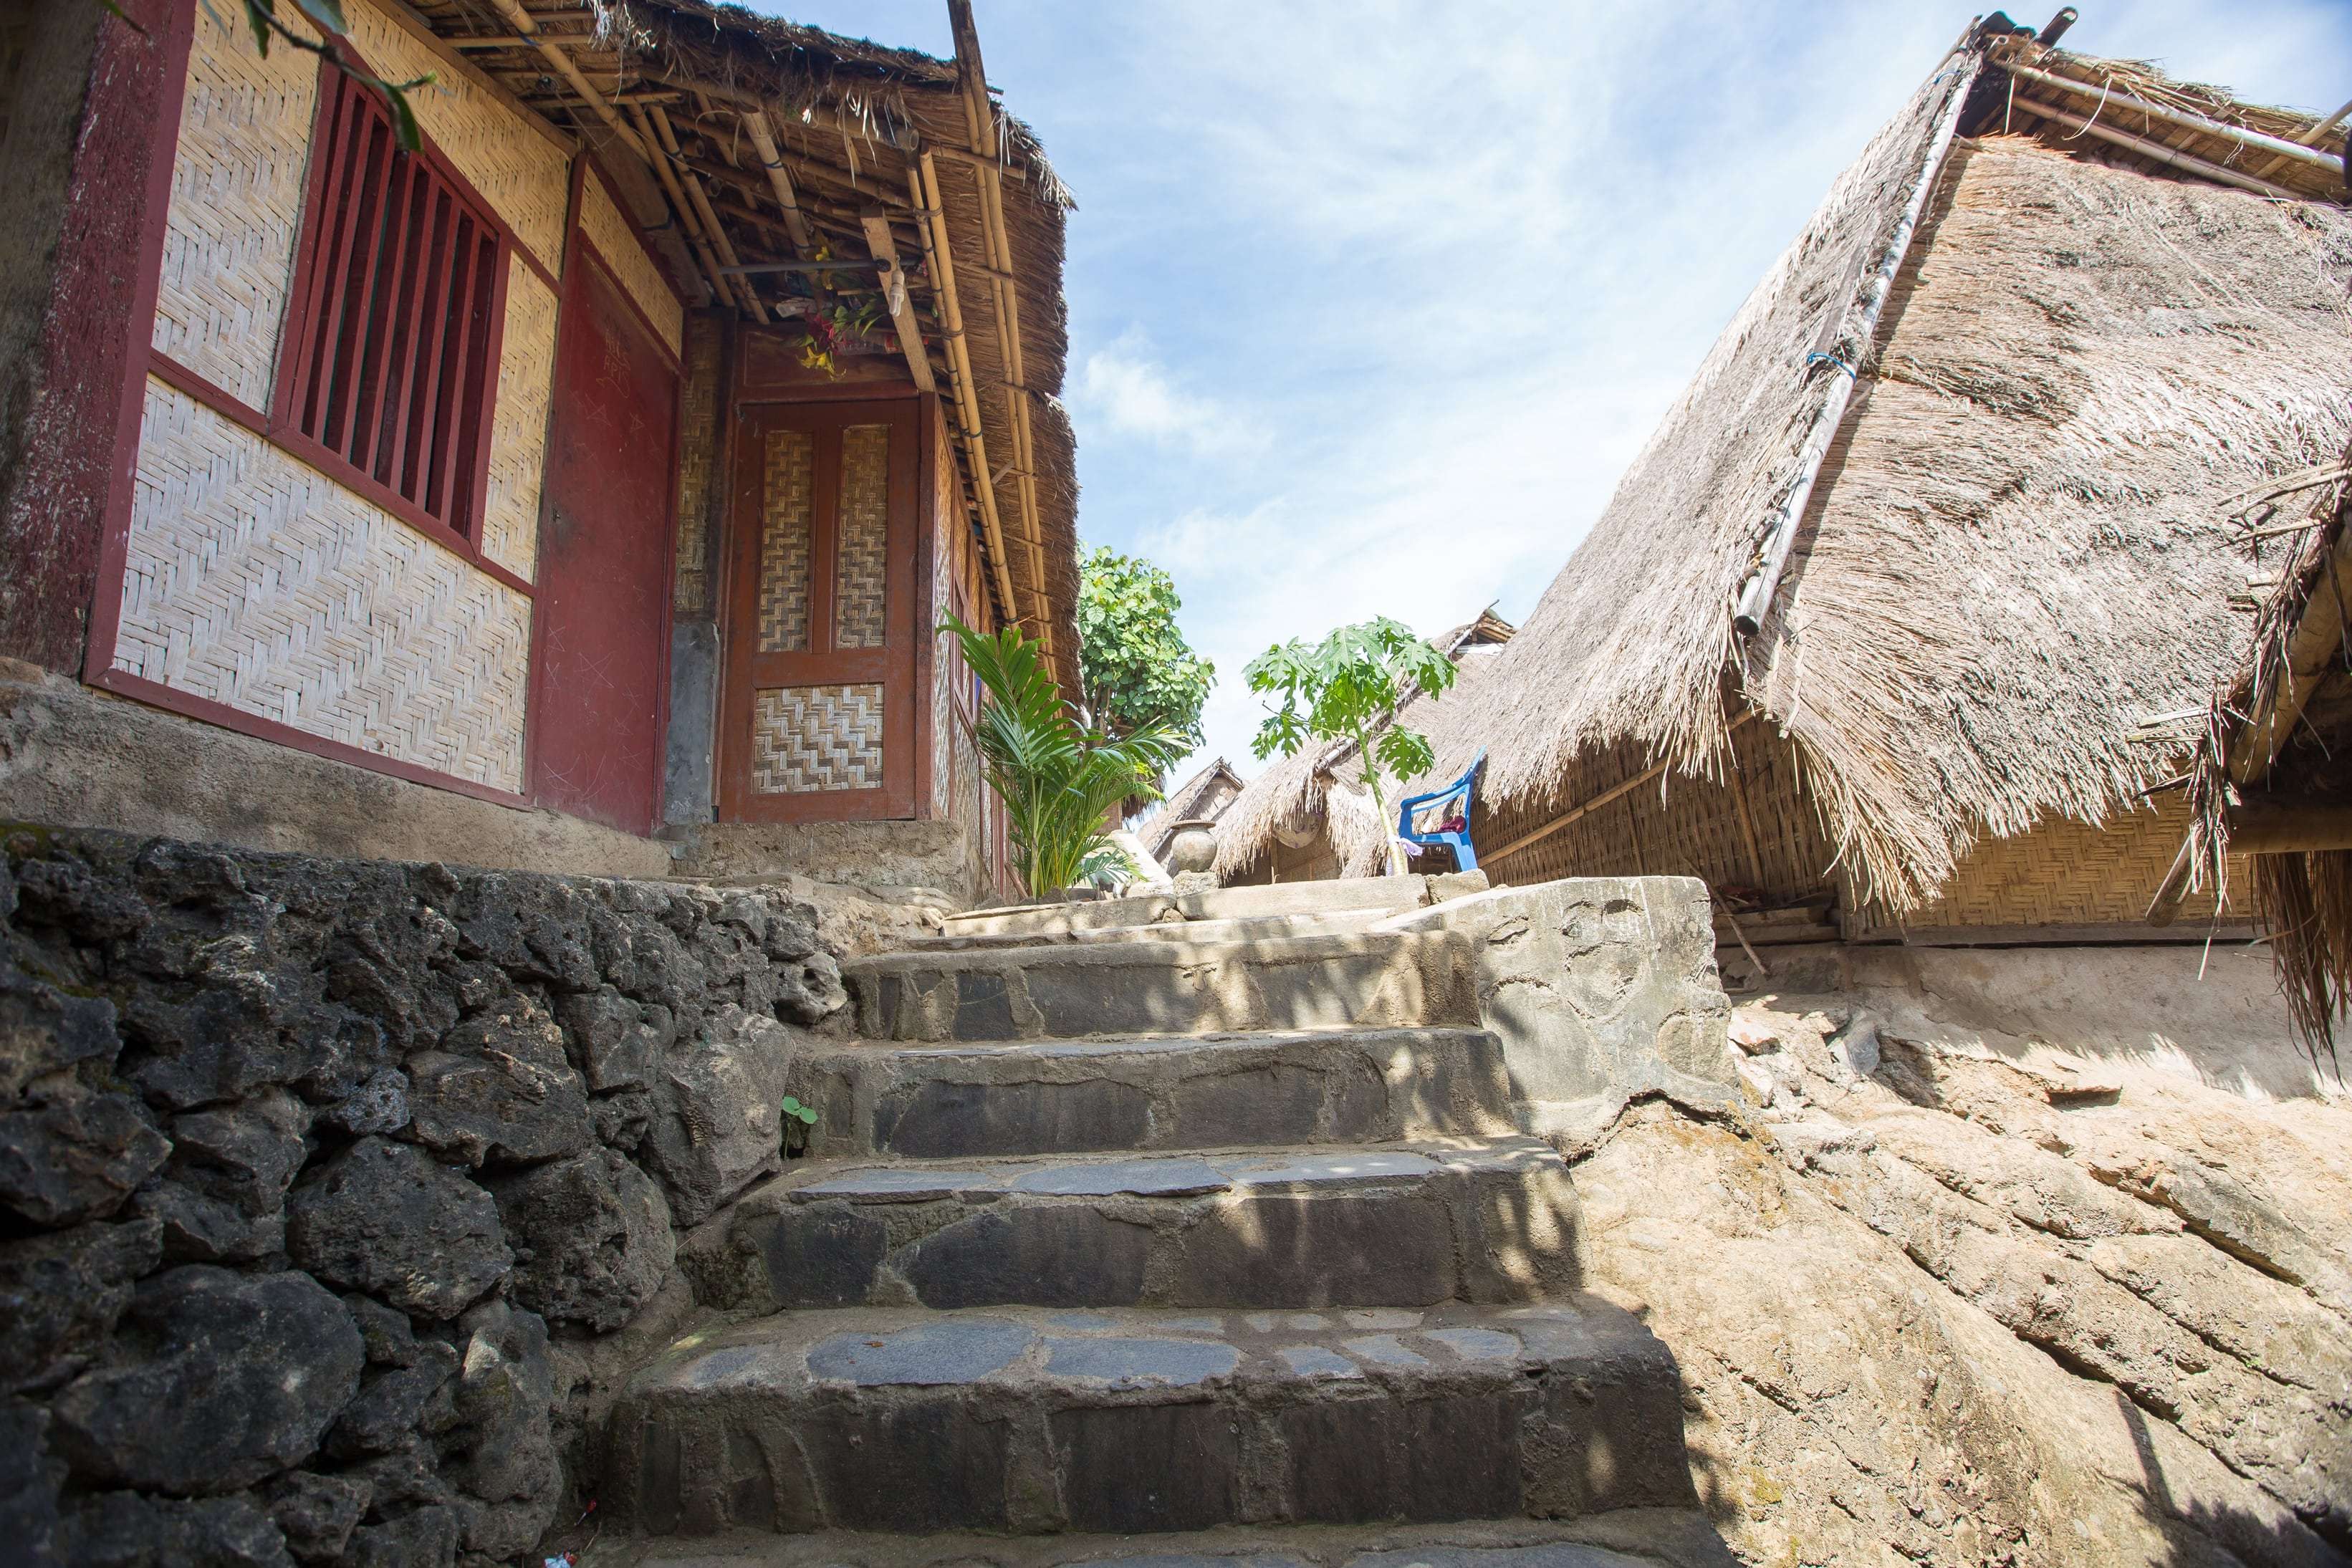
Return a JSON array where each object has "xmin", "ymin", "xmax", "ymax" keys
[{"xmin": 271, "ymin": 62, "xmax": 510, "ymax": 549}]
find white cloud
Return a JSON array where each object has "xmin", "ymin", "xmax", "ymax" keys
[{"xmin": 1077, "ymin": 331, "xmax": 1263, "ymax": 456}]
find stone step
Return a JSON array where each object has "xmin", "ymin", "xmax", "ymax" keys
[
  {"xmin": 784, "ymin": 1026, "xmax": 1519, "ymax": 1161},
  {"xmin": 844, "ymin": 931, "xmax": 1479, "ymax": 1043},
  {"xmin": 605, "ymin": 1299, "xmax": 1695, "ymax": 1538},
  {"xmin": 610, "ymin": 1511, "xmax": 1739, "ymax": 1567},
  {"xmin": 685, "ymin": 1137, "xmax": 1578, "ymax": 1314},
  {"xmin": 941, "ymin": 872, "xmax": 1489, "ymax": 940},
  {"xmin": 901, "ymin": 908, "xmax": 1391, "ymax": 952}
]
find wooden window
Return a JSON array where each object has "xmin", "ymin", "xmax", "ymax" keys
[{"xmin": 274, "ymin": 69, "xmax": 506, "ymax": 539}]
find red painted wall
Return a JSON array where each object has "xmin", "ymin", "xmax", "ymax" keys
[
  {"xmin": 0, "ymin": 0, "xmax": 190, "ymax": 673},
  {"xmin": 525, "ymin": 247, "xmax": 679, "ymax": 834}
]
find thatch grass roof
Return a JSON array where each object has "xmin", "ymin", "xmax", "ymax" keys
[
  {"xmin": 406, "ymin": 0, "xmax": 1082, "ymax": 686},
  {"xmin": 1411, "ymin": 33, "xmax": 2352, "ymax": 915}
]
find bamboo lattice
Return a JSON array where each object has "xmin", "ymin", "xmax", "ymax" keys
[
  {"xmin": 577, "ymin": 171, "xmax": 683, "ymax": 357},
  {"xmin": 751, "ymin": 683, "xmax": 884, "ymax": 793},
  {"xmin": 835, "ymin": 424, "xmax": 889, "ymax": 649},
  {"xmin": 114, "ymin": 380, "xmax": 531, "ymax": 791},
  {"xmin": 151, "ymin": 4, "xmax": 322, "ymax": 408},
  {"xmin": 757, "ymin": 430, "xmax": 813, "ymax": 652},
  {"xmin": 671, "ymin": 317, "xmax": 722, "ymax": 615},
  {"xmin": 1899, "ymin": 799, "xmax": 2239, "ymax": 931},
  {"xmin": 479, "ymin": 256, "xmax": 555, "ymax": 580},
  {"xmin": 345, "ymin": 0, "xmax": 570, "ymax": 274}
]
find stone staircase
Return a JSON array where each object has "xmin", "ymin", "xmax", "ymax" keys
[{"xmin": 599, "ymin": 879, "xmax": 1718, "ymax": 1566}]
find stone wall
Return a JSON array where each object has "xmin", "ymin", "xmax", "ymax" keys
[{"xmin": 0, "ymin": 826, "xmax": 847, "ymax": 1567}]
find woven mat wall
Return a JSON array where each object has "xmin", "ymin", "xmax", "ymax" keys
[
  {"xmin": 115, "ymin": 380, "xmax": 531, "ymax": 792},
  {"xmin": 345, "ymin": 0, "xmax": 569, "ymax": 274},
  {"xmin": 579, "ymin": 171, "xmax": 682, "ymax": 359},
  {"xmin": 478, "ymin": 255, "xmax": 555, "ymax": 582},
  {"xmin": 835, "ymin": 425, "xmax": 889, "ymax": 649},
  {"xmin": 152, "ymin": 4, "xmax": 321, "ymax": 408},
  {"xmin": 1894, "ymin": 796, "xmax": 2239, "ymax": 931},
  {"xmin": 752, "ymin": 683, "xmax": 883, "ymax": 794},
  {"xmin": 671, "ymin": 317, "xmax": 723, "ymax": 616}
]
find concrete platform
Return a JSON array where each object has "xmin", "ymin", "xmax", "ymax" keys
[
  {"xmin": 940, "ymin": 874, "xmax": 1489, "ymax": 941},
  {"xmin": 782, "ymin": 1027, "xmax": 1519, "ymax": 1161},
  {"xmin": 903, "ymin": 910, "xmax": 1392, "ymax": 951},
  {"xmin": 685, "ymin": 1137, "xmax": 1580, "ymax": 1313},
  {"xmin": 603, "ymin": 1299, "xmax": 1694, "ymax": 1537},
  {"xmin": 845, "ymin": 931, "xmax": 1479, "ymax": 1042},
  {"xmin": 597, "ymin": 1510, "xmax": 1740, "ymax": 1568}
]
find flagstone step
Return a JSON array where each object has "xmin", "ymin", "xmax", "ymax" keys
[
  {"xmin": 843, "ymin": 931, "xmax": 1479, "ymax": 1043},
  {"xmin": 685, "ymin": 1137, "xmax": 1579, "ymax": 1314},
  {"xmin": 938, "ymin": 875, "xmax": 1484, "ymax": 941},
  {"xmin": 901, "ymin": 908, "xmax": 1393, "ymax": 951},
  {"xmin": 610, "ymin": 1511, "xmax": 1739, "ymax": 1568},
  {"xmin": 783, "ymin": 1026, "xmax": 1519, "ymax": 1162},
  {"xmin": 605, "ymin": 1299, "xmax": 1694, "ymax": 1538}
]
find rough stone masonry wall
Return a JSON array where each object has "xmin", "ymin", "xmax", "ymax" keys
[{"xmin": 0, "ymin": 826, "xmax": 848, "ymax": 1567}]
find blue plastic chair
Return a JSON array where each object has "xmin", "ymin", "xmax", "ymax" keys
[{"xmin": 1396, "ymin": 749, "xmax": 1485, "ymax": 872}]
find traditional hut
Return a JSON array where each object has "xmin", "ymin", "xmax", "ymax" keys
[
  {"xmin": 1142, "ymin": 755, "xmax": 1245, "ymax": 868},
  {"xmin": 1403, "ymin": 13, "xmax": 2352, "ymax": 955},
  {"xmin": 1215, "ymin": 609, "xmax": 1514, "ymax": 884},
  {"xmin": 1, "ymin": 0, "xmax": 1077, "ymax": 900}
]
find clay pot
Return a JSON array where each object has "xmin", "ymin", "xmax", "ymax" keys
[{"xmin": 1163, "ymin": 819, "xmax": 1220, "ymax": 875}]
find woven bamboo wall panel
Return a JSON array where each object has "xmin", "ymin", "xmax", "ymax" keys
[
  {"xmin": 672, "ymin": 317, "xmax": 722, "ymax": 615},
  {"xmin": 757, "ymin": 430, "xmax": 814, "ymax": 651},
  {"xmin": 1899, "ymin": 800, "xmax": 2237, "ymax": 930},
  {"xmin": 835, "ymin": 424, "xmax": 889, "ymax": 649},
  {"xmin": 578, "ymin": 172, "xmax": 683, "ymax": 359},
  {"xmin": 344, "ymin": 0, "xmax": 570, "ymax": 274},
  {"xmin": 751, "ymin": 683, "xmax": 884, "ymax": 793},
  {"xmin": 478, "ymin": 256, "xmax": 555, "ymax": 581},
  {"xmin": 114, "ymin": 380, "xmax": 531, "ymax": 792},
  {"xmin": 151, "ymin": 5, "xmax": 321, "ymax": 408}
]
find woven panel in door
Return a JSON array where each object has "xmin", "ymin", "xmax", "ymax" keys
[
  {"xmin": 114, "ymin": 378, "xmax": 530, "ymax": 792},
  {"xmin": 835, "ymin": 424, "xmax": 889, "ymax": 648},
  {"xmin": 757, "ymin": 430, "xmax": 814, "ymax": 651},
  {"xmin": 751, "ymin": 684, "xmax": 885, "ymax": 793},
  {"xmin": 152, "ymin": 4, "xmax": 322, "ymax": 408}
]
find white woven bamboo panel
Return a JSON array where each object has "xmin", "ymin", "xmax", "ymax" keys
[
  {"xmin": 751, "ymin": 684, "xmax": 884, "ymax": 793},
  {"xmin": 150, "ymin": 4, "xmax": 321, "ymax": 408},
  {"xmin": 578, "ymin": 173, "xmax": 683, "ymax": 359},
  {"xmin": 113, "ymin": 378, "xmax": 531, "ymax": 792},
  {"xmin": 479, "ymin": 255, "xmax": 555, "ymax": 580},
  {"xmin": 345, "ymin": 0, "xmax": 570, "ymax": 275},
  {"xmin": 835, "ymin": 424, "xmax": 889, "ymax": 649},
  {"xmin": 757, "ymin": 431, "xmax": 814, "ymax": 651}
]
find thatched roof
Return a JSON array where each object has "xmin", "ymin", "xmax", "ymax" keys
[
  {"xmin": 1412, "ymin": 25, "xmax": 2352, "ymax": 915},
  {"xmin": 405, "ymin": 0, "xmax": 1081, "ymax": 687},
  {"xmin": 1214, "ymin": 611, "xmax": 1514, "ymax": 880},
  {"xmin": 1143, "ymin": 756, "xmax": 1244, "ymax": 862}
]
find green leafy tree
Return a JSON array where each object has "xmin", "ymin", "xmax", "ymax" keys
[
  {"xmin": 1076, "ymin": 545, "xmax": 1214, "ymax": 749},
  {"xmin": 1244, "ymin": 617, "xmax": 1456, "ymax": 877},
  {"xmin": 944, "ymin": 613, "xmax": 1189, "ymax": 896}
]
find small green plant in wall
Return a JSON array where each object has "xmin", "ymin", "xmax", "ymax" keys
[{"xmin": 780, "ymin": 1095, "xmax": 819, "ymax": 1156}]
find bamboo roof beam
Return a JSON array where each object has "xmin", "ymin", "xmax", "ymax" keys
[
  {"xmin": 2002, "ymin": 61, "xmax": 2345, "ymax": 179},
  {"xmin": 648, "ymin": 105, "xmax": 769, "ymax": 322},
  {"xmin": 626, "ymin": 103, "xmax": 735, "ymax": 314},
  {"xmin": 860, "ymin": 207, "xmax": 937, "ymax": 395},
  {"xmin": 484, "ymin": 0, "xmax": 651, "ymax": 160},
  {"xmin": 1489, "ymin": 713, "xmax": 1760, "ymax": 865},
  {"xmin": 2010, "ymin": 95, "xmax": 2306, "ymax": 201},
  {"xmin": 741, "ymin": 111, "xmax": 816, "ymax": 255},
  {"xmin": 2230, "ymin": 522, "xmax": 2352, "ymax": 786},
  {"xmin": 911, "ymin": 151, "xmax": 1018, "ymax": 630}
]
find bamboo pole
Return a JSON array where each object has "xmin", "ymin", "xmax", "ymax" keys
[
  {"xmin": 741, "ymin": 111, "xmax": 816, "ymax": 254},
  {"xmin": 912, "ymin": 152, "xmax": 1019, "ymax": 630},
  {"xmin": 627, "ymin": 105, "xmax": 734, "ymax": 312},
  {"xmin": 484, "ymin": 0, "xmax": 650, "ymax": 160},
  {"xmin": 2002, "ymin": 62, "xmax": 2344, "ymax": 178},
  {"xmin": 649, "ymin": 106, "xmax": 768, "ymax": 322},
  {"xmin": 1489, "ymin": 712, "xmax": 1760, "ymax": 865},
  {"xmin": 860, "ymin": 208, "xmax": 936, "ymax": 394},
  {"xmin": 2010, "ymin": 95, "xmax": 2305, "ymax": 201}
]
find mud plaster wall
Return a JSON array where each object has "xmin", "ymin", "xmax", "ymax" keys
[{"xmin": 0, "ymin": 826, "xmax": 848, "ymax": 1567}]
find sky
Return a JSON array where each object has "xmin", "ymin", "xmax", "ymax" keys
[{"xmin": 759, "ymin": 0, "xmax": 2352, "ymax": 784}]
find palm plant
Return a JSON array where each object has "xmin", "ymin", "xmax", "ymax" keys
[{"xmin": 944, "ymin": 614, "xmax": 1189, "ymax": 897}]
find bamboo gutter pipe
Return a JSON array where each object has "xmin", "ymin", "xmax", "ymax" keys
[
  {"xmin": 2001, "ymin": 61, "xmax": 2345, "ymax": 179},
  {"xmin": 2010, "ymin": 95, "xmax": 2308, "ymax": 201},
  {"xmin": 1734, "ymin": 52, "xmax": 1982, "ymax": 638}
]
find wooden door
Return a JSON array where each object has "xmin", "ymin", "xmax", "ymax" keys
[
  {"xmin": 718, "ymin": 400, "xmax": 919, "ymax": 821},
  {"xmin": 527, "ymin": 253, "xmax": 678, "ymax": 833}
]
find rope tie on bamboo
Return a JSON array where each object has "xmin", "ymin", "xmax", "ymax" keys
[
  {"xmin": 2062, "ymin": 77, "xmax": 2113, "ymax": 141},
  {"xmin": 1805, "ymin": 351, "xmax": 1858, "ymax": 378}
]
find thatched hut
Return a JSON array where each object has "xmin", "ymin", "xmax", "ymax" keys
[
  {"xmin": 1142, "ymin": 756, "xmax": 1245, "ymax": 868},
  {"xmin": 1403, "ymin": 14, "xmax": 2352, "ymax": 958},
  {"xmin": 1216, "ymin": 610, "xmax": 1514, "ymax": 884}
]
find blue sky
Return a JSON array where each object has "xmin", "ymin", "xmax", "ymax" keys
[{"xmin": 763, "ymin": 1, "xmax": 2352, "ymax": 781}]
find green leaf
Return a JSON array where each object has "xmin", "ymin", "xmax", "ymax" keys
[
  {"xmin": 242, "ymin": 0, "xmax": 275, "ymax": 54},
  {"xmin": 286, "ymin": 0, "xmax": 347, "ymax": 34},
  {"xmin": 379, "ymin": 78, "xmax": 425, "ymax": 153}
]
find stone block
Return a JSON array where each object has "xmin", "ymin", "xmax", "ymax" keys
[
  {"xmin": 285, "ymin": 1138, "xmax": 510, "ymax": 1320},
  {"xmin": 1052, "ymin": 1401, "xmax": 1239, "ymax": 1531},
  {"xmin": 903, "ymin": 1207, "xmax": 1152, "ymax": 1309},
  {"xmin": 873, "ymin": 1076, "xmax": 1153, "ymax": 1158},
  {"xmin": 1174, "ymin": 1193, "xmax": 1457, "ymax": 1308}
]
